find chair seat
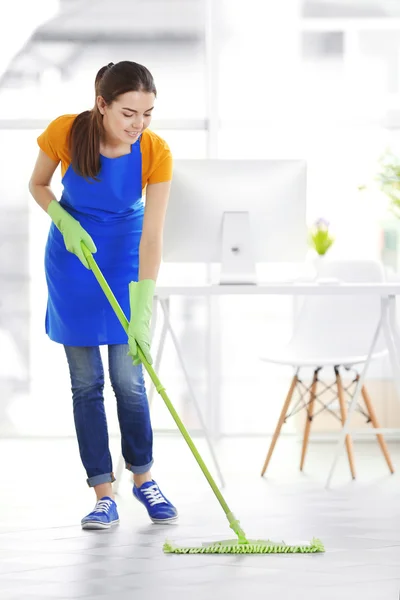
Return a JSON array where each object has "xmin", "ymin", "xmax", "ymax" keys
[{"xmin": 260, "ymin": 346, "xmax": 388, "ymax": 367}]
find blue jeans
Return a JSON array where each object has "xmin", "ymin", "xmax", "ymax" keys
[{"xmin": 64, "ymin": 344, "xmax": 154, "ymax": 487}]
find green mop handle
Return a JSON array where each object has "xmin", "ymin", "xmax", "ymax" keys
[{"xmin": 81, "ymin": 244, "xmax": 248, "ymax": 543}]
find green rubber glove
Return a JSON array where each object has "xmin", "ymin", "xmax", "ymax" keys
[
  {"xmin": 128, "ymin": 279, "xmax": 155, "ymax": 366},
  {"xmin": 47, "ymin": 200, "xmax": 97, "ymax": 269}
]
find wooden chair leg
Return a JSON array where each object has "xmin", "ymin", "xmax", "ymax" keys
[
  {"xmin": 336, "ymin": 369, "xmax": 356, "ymax": 479},
  {"xmin": 300, "ymin": 369, "xmax": 318, "ymax": 471},
  {"xmin": 361, "ymin": 385, "xmax": 395, "ymax": 474},
  {"xmin": 261, "ymin": 375, "xmax": 298, "ymax": 476}
]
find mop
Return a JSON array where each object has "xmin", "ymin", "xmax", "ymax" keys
[{"xmin": 82, "ymin": 244, "xmax": 324, "ymax": 555}]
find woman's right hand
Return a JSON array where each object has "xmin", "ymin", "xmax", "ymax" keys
[{"xmin": 47, "ymin": 200, "xmax": 97, "ymax": 269}]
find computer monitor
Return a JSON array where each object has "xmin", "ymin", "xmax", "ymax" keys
[{"xmin": 163, "ymin": 159, "xmax": 307, "ymax": 284}]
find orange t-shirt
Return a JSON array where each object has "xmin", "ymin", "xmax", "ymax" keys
[{"xmin": 37, "ymin": 114, "xmax": 173, "ymax": 190}]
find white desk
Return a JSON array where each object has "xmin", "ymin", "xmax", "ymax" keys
[
  {"xmin": 156, "ymin": 282, "xmax": 400, "ymax": 297},
  {"xmin": 153, "ymin": 281, "xmax": 400, "ymax": 488}
]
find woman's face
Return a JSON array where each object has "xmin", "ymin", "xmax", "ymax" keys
[{"xmin": 97, "ymin": 90, "xmax": 155, "ymax": 145}]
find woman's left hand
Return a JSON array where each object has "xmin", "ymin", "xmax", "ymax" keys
[{"xmin": 128, "ymin": 280, "xmax": 155, "ymax": 366}]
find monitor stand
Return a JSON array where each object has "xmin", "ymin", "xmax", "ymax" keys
[{"xmin": 219, "ymin": 211, "xmax": 257, "ymax": 285}]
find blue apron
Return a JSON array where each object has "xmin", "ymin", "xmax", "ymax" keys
[{"xmin": 44, "ymin": 139, "xmax": 144, "ymax": 346}]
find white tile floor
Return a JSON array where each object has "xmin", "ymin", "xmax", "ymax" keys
[{"xmin": 1, "ymin": 435, "xmax": 400, "ymax": 599}]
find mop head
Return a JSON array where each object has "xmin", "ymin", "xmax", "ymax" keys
[{"xmin": 163, "ymin": 537, "xmax": 325, "ymax": 554}]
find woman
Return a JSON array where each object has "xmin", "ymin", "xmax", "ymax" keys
[{"xmin": 29, "ymin": 61, "xmax": 177, "ymax": 529}]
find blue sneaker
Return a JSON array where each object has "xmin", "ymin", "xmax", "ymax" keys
[
  {"xmin": 81, "ymin": 497, "xmax": 119, "ymax": 530},
  {"xmin": 133, "ymin": 480, "xmax": 178, "ymax": 523}
]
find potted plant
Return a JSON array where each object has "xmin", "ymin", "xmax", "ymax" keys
[
  {"xmin": 359, "ymin": 150, "xmax": 400, "ymax": 271},
  {"xmin": 374, "ymin": 150, "xmax": 400, "ymax": 217},
  {"xmin": 308, "ymin": 218, "xmax": 335, "ymax": 257}
]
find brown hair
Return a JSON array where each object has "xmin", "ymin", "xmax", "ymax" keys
[{"xmin": 69, "ymin": 61, "xmax": 157, "ymax": 180}]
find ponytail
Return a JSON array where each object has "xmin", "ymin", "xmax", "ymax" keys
[{"xmin": 69, "ymin": 108, "xmax": 102, "ymax": 181}]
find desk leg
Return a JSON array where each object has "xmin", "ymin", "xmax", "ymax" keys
[
  {"xmin": 159, "ymin": 298, "xmax": 225, "ymax": 487},
  {"xmin": 207, "ymin": 295, "xmax": 222, "ymax": 440},
  {"xmin": 325, "ymin": 314, "xmax": 382, "ymax": 489},
  {"xmin": 388, "ymin": 295, "xmax": 400, "ymax": 349},
  {"xmin": 382, "ymin": 296, "xmax": 400, "ymax": 400},
  {"xmin": 151, "ymin": 295, "xmax": 158, "ymax": 339},
  {"xmin": 148, "ymin": 297, "xmax": 168, "ymax": 409}
]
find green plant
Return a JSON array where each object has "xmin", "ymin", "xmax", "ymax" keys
[
  {"xmin": 374, "ymin": 151, "xmax": 400, "ymax": 218},
  {"xmin": 308, "ymin": 218, "xmax": 334, "ymax": 256}
]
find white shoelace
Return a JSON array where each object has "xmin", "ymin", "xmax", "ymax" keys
[
  {"xmin": 142, "ymin": 484, "xmax": 167, "ymax": 506},
  {"xmin": 93, "ymin": 499, "xmax": 113, "ymax": 514}
]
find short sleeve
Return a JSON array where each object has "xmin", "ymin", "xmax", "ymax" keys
[
  {"xmin": 148, "ymin": 143, "xmax": 173, "ymax": 184},
  {"xmin": 37, "ymin": 114, "xmax": 76, "ymax": 165},
  {"xmin": 37, "ymin": 118, "xmax": 62, "ymax": 162}
]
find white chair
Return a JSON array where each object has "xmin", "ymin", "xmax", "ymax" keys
[{"xmin": 260, "ymin": 259, "xmax": 394, "ymax": 480}]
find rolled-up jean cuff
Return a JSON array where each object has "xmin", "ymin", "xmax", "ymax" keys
[
  {"xmin": 125, "ymin": 459, "xmax": 154, "ymax": 475},
  {"xmin": 86, "ymin": 472, "xmax": 116, "ymax": 488}
]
